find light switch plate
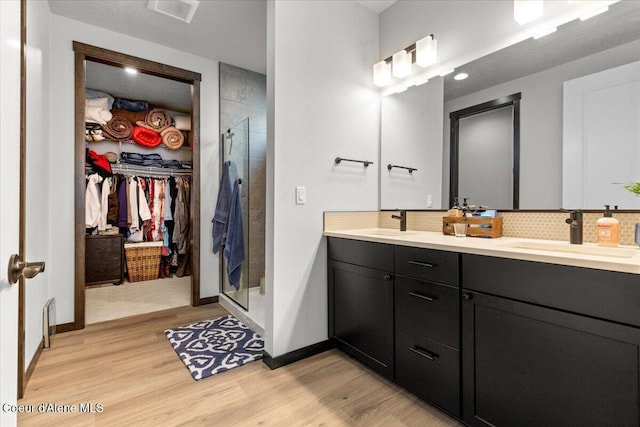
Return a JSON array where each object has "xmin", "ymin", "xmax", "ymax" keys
[{"xmin": 296, "ymin": 186, "xmax": 306, "ymax": 205}]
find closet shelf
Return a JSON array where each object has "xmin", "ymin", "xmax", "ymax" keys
[
  {"xmin": 86, "ymin": 163, "xmax": 192, "ymax": 177},
  {"xmin": 89, "ymin": 138, "xmax": 193, "ymax": 152}
]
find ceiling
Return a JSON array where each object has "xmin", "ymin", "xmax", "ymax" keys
[
  {"xmin": 355, "ymin": 0, "xmax": 398, "ymax": 14},
  {"xmin": 47, "ymin": 0, "xmax": 268, "ymax": 74},
  {"xmin": 444, "ymin": 1, "xmax": 640, "ymax": 101}
]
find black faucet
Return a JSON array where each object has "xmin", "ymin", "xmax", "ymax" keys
[
  {"xmin": 391, "ymin": 210, "xmax": 407, "ymax": 231},
  {"xmin": 564, "ymin": 209, "xmax": 583, "ymax": 245}
]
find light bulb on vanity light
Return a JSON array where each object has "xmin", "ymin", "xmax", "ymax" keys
[
  {"xmin": 373, "ymin": 60, "xmax": 391, "ymax": 87},
  {"xmin": 416, "ymin": 34, "xmax": 437, "ymax": 67},
  {"xmin": 392, "ymin": 50, "xmax": 412, "ymax": 78},
  {"xmin": 514, "ymin": 0, "xmax": 543, "ymax": 25}
]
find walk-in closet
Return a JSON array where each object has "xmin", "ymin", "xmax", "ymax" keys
[{"xmin": 74, "ymin": 43, "xmax": 201, "ymax": 326}]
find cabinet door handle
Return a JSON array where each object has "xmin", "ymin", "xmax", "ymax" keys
[
  {"xmin": 409, "ymin": 346, "xmax": 438, "ymax": 361},
  {"xmin": 408, "ymin": 260, "xmax": 436, "ymax": 268},
  {"xmin": 409, "ymin": 291, "xmax": 437, "ymax": 302},
  {"xmin": 383, "ymin": 274, "xmax": 393, "ymax": 280}
]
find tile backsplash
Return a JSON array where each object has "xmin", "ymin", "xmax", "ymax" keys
[{"xmin": 325, "ymin": 210, "xmax": 640, "ymax": 246}]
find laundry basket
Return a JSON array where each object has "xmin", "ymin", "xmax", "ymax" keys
[{"xmin": 124, "ymin": 241, "xmax": 163, "ymax": 282}]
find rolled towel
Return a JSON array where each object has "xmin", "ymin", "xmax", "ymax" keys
[
  {"xmin": 131, "ymin": 126, "xmax": 162, "ymax": 148},
  {"xmin": 103, "ymin": 115, "xmax": 133, "ymax": 141},
  {"xmin": 136, "ymin": 109, "xmax": 172, "ymax": 132},
  {"xmin": 160, "ymin": 126, "xmax": 185, "ymax": 150},
  {"xmin": 85, "ymin": 105, "xmax": 113, "ymax": 125},
  {"xmin": 110, "ymin": 107, "xmax": 151, "ymax": 125}
]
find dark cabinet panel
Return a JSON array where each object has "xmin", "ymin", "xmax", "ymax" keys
[
  {"xmin": 395, "ymin": 276, "xmax": 459, "ymax": 349},
  {"xmin": 396, "ymin": 326, "xmax": 460, "ymax": 417},
  {"xmin": 328, "ymin": 237, "xmax": 394, "ymax": 271},
  {"xmin": 86, "ymin": 234, "xmax": 124, "ymax": 285},
  {"xmin": 462, "ymin": 253, "xmax": 640, "ymax": 327},
  {"xmin": 395, "ymin": 246, "xmax": 459, "ymax": 286},
  {"xmin": 462, "ymin": 290, "xmax": 640, "ymax": 427},
  {"xmin": 329, "ymin": 260, "xmax": 394, "ymax": 379}
]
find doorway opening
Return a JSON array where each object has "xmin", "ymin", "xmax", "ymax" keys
[
  {"xmin": 449, "ymin": 93, "xmax": 521, "ymax": 210},
  {"xmin": 73, "ymin": 42, "xmax": 203, "ymax": 329}
]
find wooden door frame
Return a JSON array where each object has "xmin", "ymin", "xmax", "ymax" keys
[
  {"xmin": 71, "ymin": 42, "xmax": 204, "ymax": 331},
  {"xmin": 449, "ymin": 93, "xmax": 521, "ymax": 209}
]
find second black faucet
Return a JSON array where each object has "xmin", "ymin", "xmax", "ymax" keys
[{"xmin": 392, "ymin": 210, "xmax": 407, "ymax": 231}]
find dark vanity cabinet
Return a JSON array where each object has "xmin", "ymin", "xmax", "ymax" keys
[
  {"xmin": 394, "ymin": 246, "xmax": 461, "ymax": 417},
  {"xmin": 328, "ymin": 236, "xmax": 640, "ymax": 426},
  {"xmin": 328, "ymin": 238, "xmax": 395, "ymax": 379},
  {"xmin": 462, "ymin": 254, "xmax": 640, "ymax": 427}
]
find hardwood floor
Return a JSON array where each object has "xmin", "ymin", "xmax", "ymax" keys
[{"xmin": 18, "ymin": 304, "xmax": 461, "ymax": 426}]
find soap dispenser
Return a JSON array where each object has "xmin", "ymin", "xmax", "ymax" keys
[{"xmin": 596, "ymin": 205, "xmax": 620, "ymax": 247}]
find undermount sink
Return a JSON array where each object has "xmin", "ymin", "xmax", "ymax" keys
[
  {"xmin": 369, "ymin": 229, "xmax": 417, "ymax": 236},
  {"xmin": 502, "ymin": 241, "xmax": 638, "ymax": 259}
]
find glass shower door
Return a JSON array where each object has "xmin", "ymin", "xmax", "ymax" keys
[{"xmin": 221, "ymin": 118, "xmax": 250, "ymax": 309}]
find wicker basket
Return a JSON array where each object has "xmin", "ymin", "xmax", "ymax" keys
[{"xmin": 124, "ymin": 242, "xmax": 162, "ymax": 282}]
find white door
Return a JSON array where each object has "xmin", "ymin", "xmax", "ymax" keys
[
  {"xmin": 563, "ymin": 60, "xmax": 640, "ymax": 209},
  {"xmin": 0, "ymin": 0, "xmax": 22, "ymax": 425}
]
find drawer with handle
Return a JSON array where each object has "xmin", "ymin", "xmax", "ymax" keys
[
  {"xmin": 395, "ymin": 326, "xmax": 460, "ymax": 417},
  {"xmin": 395, "ymin": 246, "xmax": 459, "ymax": 285},
  {"xmin": 395, "ymin": 276, "xmax": 459, "ymax": 348}
]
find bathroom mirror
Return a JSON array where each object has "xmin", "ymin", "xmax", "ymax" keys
[{"xmin": 380, "ymin": 0, "xmax": 640, "ymax": 210}]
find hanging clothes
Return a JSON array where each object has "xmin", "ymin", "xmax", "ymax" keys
[
  {"xmin": 98, "ymin": 177, "xmax": 111, "ymax": 231},
  {"xmin": 117, "ymin": 177, "xmax": 129, "ymax": 228},
  {"xmin": 85, "ymin": 173, "xmax": 103, "ymax": 229},
  {"xmin": 172, "ymin": 178, "xmax": 190, "ymax": 255}
]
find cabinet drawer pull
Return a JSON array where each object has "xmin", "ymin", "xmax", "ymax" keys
[
  {"xmin": 409, "ymin": 346, "xmax": 438, "ymax": 361},
  {"xmin": 408, "ymin": 260, "xmax": 436, "ymax": 268},
  {"xmin": 409, "ymin": 291, "xmax": 437, "ymax": 302},
  {"xmin": 383, "ymin": 274, "xmax": 393, "ymax": 280}
]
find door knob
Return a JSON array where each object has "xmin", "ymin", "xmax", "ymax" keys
[{"xmin": 7, "ymin": 254, "xmax": 45, "ymax": 284}]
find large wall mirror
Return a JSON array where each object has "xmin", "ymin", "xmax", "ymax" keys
[{"xmin": 380, "ymin": 1, "xmax": 640, "ymax": 210}]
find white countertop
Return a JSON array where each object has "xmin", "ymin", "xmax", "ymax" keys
[{"xmin": 323, "ymin": 228, "xmax": 640, "ymax": 275}]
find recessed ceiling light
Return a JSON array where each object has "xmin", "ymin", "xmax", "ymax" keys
[
  {"xmin": 124, "ymin": 67, "xmax": 138, "ymax": 75},
  {"xmin": 454, "ymin": 73, "xmax": 468, "ymax": 81}
]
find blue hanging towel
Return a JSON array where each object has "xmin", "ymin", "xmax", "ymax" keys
[
  {"xmin": 212, "ymin": 161, "xmax": 233, "ymax": 254},
  {"xmin": 224, "ymin": 180, "xmax": 244, "ymax": 290}
]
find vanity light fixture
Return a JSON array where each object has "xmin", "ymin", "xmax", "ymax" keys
[
  {"xmin": 392, "ymin": 50, "xmax": 412, "ymax": 78},
  {"xmin": 533, "ymin": 26, "xmax": 557, "ymax": 39},
  {"xmin": 514, "ymin": 0, "xmax": 543, "ymax": 25},
  {"xmin": 372, "ymin": 34, "xmax": 438, "ymax": 87},
  {"xmin": 579, "ymin": 5, "xmax": 609, "ymax": 20},
  {"xmin": 416, "ymin": 34, "xmax": 437, "ymax": 67},
  {"xmin": 454, "ymin": 72, "xmax": 469, "ymax": 81},
  {"xmin": 124, "ymin": 66, "xmax": 138, "ymax": 75},
  {"xmin": 373, "ymin": 60, "xmax": 392, "ymax": 87}
]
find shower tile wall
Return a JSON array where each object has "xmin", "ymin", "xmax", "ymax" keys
[{"xmin": 220, "ymin": 63, "xmax": 267, "ymax": 288}]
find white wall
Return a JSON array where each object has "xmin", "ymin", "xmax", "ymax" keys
[
  {"xmin": 443, "ymin": 39, "xmax": 640, "ymax": 209},
  {"xmin": 25, "ymin": 0, "xmax": 52, "ymax": 369},
  {"xmin": 49, "ymin": 15, "xmax": 221, "ymax": 324},
  {"xmin": 266, "ymin": 0, "xmax": 379, "ymax": 357},
  {"xmin": 0, "ymin": 1, "xmax": 21, "ymax": 424}
]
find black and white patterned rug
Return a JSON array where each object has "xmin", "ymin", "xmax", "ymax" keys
[{"xmin": 165, "ymin": 315, "xmax": 264, "ymax": 380}]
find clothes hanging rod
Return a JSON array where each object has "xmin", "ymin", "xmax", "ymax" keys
[
  {"xmin": 335, "ymin": 157, "xmax": 373, "ymax": 167},
  {"xmin": 387, "ymin": 164, "xmax": 418, "ymax": 174},
  {"xmin": 87, "ymin": 163, "xmax": 192, "ymax": 178}
]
